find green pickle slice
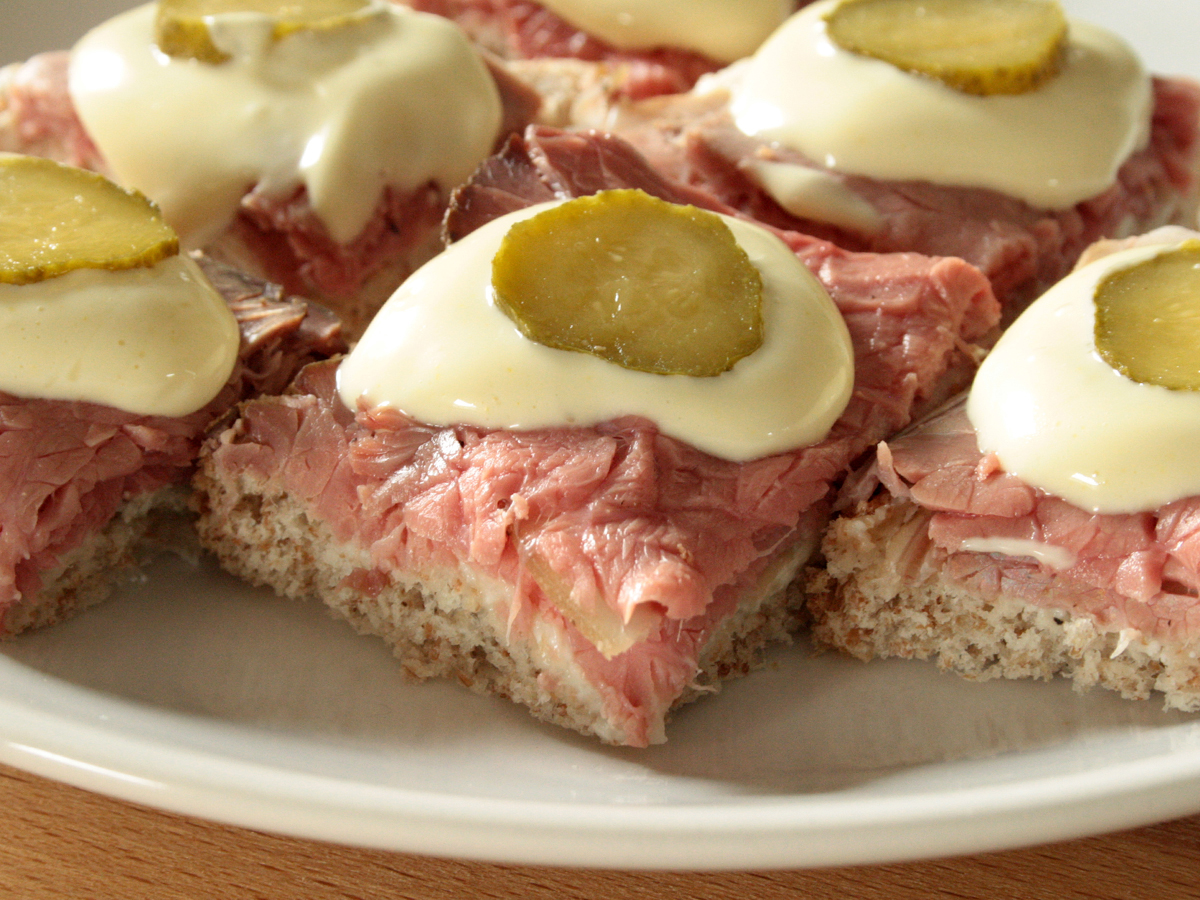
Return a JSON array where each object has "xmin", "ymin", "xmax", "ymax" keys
[
  {"xmin": 825, "ymin": 0, "xmax": 1069, "ymax": 96},
  {"xmin": 1095, "ymin": 242, "xmax": 1200, "ymax": 392},
  {"xmin": 155, "ymin": 0, "xmax": 373, "ymax": 64},
  {"xmin": 0, "ymin": 155, "xmax": 178, "ymax": 286},
  {"xmin": 491, "ymin": 190, "xmax": 765, "ymax": 378}
]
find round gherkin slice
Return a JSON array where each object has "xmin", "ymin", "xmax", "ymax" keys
[
  {"xmin": 0, "ymin": 156, "xmax": 178, "ymax": 286},
  {"xmin": 155, "ymin": 0, "xmax": 373, "ymax": 64},
  {"xmin": 491, "ymin": 190, "xmax": 765, "ymax": 378},
  {"xmin": 1095, "ymin": 243, "xmax": 1200, "ymax": 392},
  {"xmin": 825, "ymin": 0, "xmax": 1069, "ymax": 96}
]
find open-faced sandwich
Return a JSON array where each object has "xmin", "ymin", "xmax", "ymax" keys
[
  {"xmin": 807, "ymin": 226, "xmax": 1200, "ymax": 711},
  {"xmin": 603, "ymin": 0, "xmax": 1200, "ymax": 314},
  {"xmin": 1, "ymin": 0, "xmax": 540, "ymax": 336},
  {"xmin": 0, "ymin": 153, "xmax": 343, "ymax": 637},
  {"xmin": 192, "ymin": 128, "xmax": 1000, "ymax": 746}
]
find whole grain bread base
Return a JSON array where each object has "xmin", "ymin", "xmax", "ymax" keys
[
  {"xmin": 804, "ymin": 495, "xmax": 1200, "ymax": 711},
  {"xmin": 193, "ymin": 459, "xmax": 816, "ymax": 745},
  {"xmin": 2, "ymin": 486, "xmax": 192, "ymax": 637}
]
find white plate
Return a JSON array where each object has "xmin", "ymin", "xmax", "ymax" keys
[{"xmin": 2, "ymin": 0, "xmax": 1200, "ymax": 872}]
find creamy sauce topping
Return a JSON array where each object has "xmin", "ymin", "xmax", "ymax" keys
[
  {"xmin": 537, "ymin": 0, "xmax": 793, "ymax": 64},
  {"xmin": 338, "ymin": 202, "xmax": 855, "ymax": 461},
  {"xmin": 69, "ymin": 2, "xmax": 502, "ymax": 246},
  {"xmin": 967, "ymin": 239, "xmax": 1200, "ymax": 514},
  {"xmin": 716, "ymin": 0, "xmax": 1151, "ymax": 209},
  {"xmin": 0, "ymin": 255, "xmax": 240, "ymax": 416}
]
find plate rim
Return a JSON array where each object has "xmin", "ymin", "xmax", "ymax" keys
[{"xmin": 3, "ymin": 655, "xmax": 1200, "ymax": 869}]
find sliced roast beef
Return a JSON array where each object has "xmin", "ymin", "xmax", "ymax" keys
[
  {"xmin": 0, "ymin": 53, "xmax": 106, "ymax": 173},
  {"xmin": 444, "ymin": 126, "xmax": 736, "ymax": 240}
]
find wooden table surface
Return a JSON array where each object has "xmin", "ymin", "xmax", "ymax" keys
[{"xmin": 0, "ymin": 763, "xmax": 1196, "ymax": 900}]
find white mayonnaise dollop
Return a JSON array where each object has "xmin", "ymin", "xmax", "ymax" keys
[
  {"xmin": 0, "ymin": 255, "xmax": 239, "ymax": 416},
  {"xmin": 69, "ymin": 1, "xmax": 502, "ymax": 246},
  {"xmin": 536, "ymin": 0, "xmax": 794, "ymax": 64},
  {"xmin": 715, "ymin": 0, "xmax": 1151, "ymax": 210},
  {"xmin": 338, "ymin": 201, "xmax": 855, "ymax": 461},
  {"xmin": 968, "ymin": 238, "xmax": 1200, "ymax": 514}
]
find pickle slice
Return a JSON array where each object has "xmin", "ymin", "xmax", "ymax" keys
[
  {"xmin": 825, "ymin": 0, "xmax": 1068, "ymax": 96},
  {"xmin": 155, "ymin": 0, "xmax": 373, "ymax": 64},
  {"xmin": 491, "ymin": 190, "xmax": 764, "ymax": 378},
  {"xmin": 1095, "ymin": 243, "xmax": 1200, "ymax": 392},
  {"xmin": 0, "ymin": 155, "xmax": 179, "ymax": 286}
]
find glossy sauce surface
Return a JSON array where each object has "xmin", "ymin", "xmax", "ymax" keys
[{"xmin": 0, "ymin": 254, "xmax": 239, "ymax": 416}]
